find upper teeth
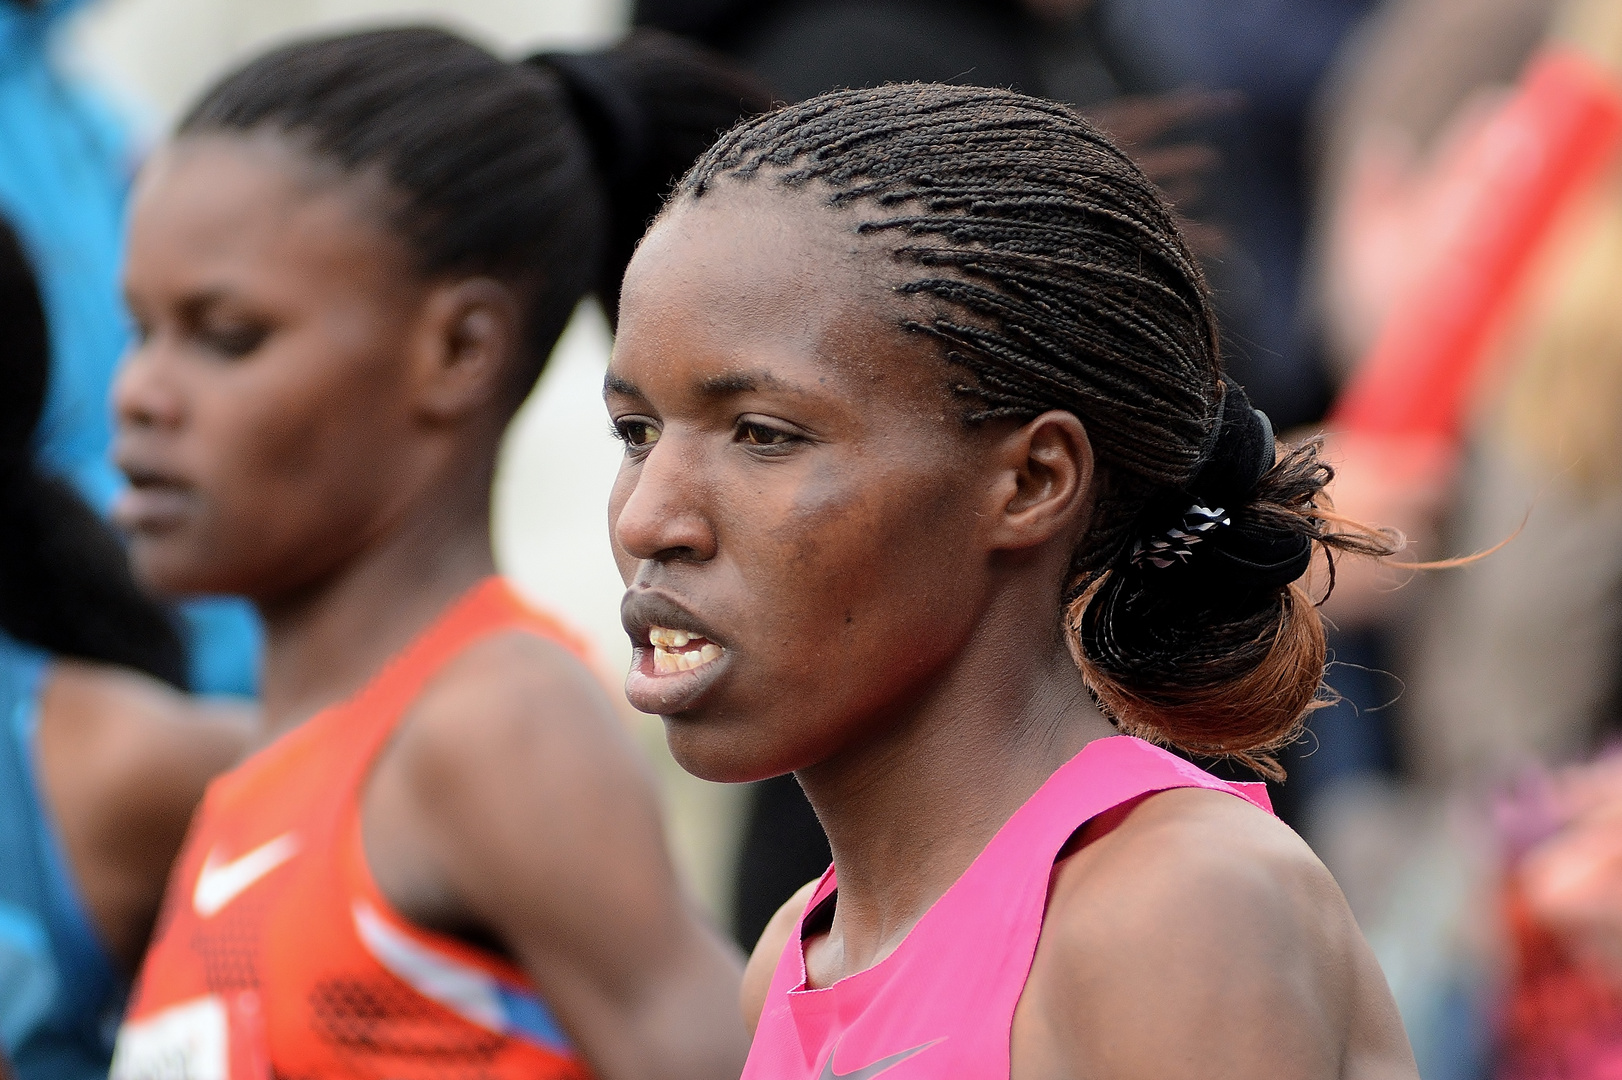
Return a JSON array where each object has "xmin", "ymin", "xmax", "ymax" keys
[
  {"xmin": 650, "ymin": 626, "xmax": 693, "ymax": 649},
  {"xmin": 652, "ymin": 641, "xmax": 723, "ymax": 674}
]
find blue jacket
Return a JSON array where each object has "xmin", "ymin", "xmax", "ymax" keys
[
  {"xmin": 0, "ymin": 635, "xmax": 122, "ymax": 1080},
  {"xmin": 1, "ymin": 0, "xmax": 261, "ymax": 695}
]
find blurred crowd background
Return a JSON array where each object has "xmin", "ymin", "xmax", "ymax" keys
[{"xmin": 7, "ymin": 0, "xmax": 1622, "ymax": 1076}]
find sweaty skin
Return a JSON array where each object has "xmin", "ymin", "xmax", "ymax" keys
[
  {"xmin": 608, "ymin": 181, "xmax": 1419, "ymax": 1079},
  {"xmin": 116, "ymin": 135, "xmax": 748, "ymax": 1080}
]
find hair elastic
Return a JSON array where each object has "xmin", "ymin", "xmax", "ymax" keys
[{"xmin": 1126, "ymin": 377, "xmax": 1311, "ymax": 590}]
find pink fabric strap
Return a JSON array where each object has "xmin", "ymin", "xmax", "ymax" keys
[{"xmin": 742, "ymin": 736, "xmax": 1273, "ymax": 1080}]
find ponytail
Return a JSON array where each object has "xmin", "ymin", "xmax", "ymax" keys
[
  {"xmin": 0, "ymin": 219, "xmax": 187, "ymax": 687},
  {"xmin": 530, "ymin": 31, "xmax": 771, "ymax": 321}
]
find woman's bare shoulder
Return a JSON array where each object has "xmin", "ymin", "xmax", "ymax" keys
[
  {"xmin": 39, "ymin": 659, "xmax": 253, "ymax": 828},
  {"xmin": 1015, "ymin": 787, "xmax": 1417, "ymax": 1079}
]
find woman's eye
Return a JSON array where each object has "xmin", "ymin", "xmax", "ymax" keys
[
  {"xmin": 199, "ymin": 323, "xmax": 269, "ymax": 359},
  {"xmin": 738, "ymin": 421, "xmax": 797, "ymax": 447},
  {"xmin": 613, "ymin": 419, "xmax": 661, "ymax": 448}
]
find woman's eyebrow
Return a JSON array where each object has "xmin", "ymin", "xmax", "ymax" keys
[
  {"xmin": 696, "ymin": 369, "xmax": 808, "ymax": 398},
  {"xmin": 698, "ymin": 371, "xmax": 759, "ymax": 396},
  {"xmin": 604, "ymin": 367, "xmax": 812, "ymax": 403}
]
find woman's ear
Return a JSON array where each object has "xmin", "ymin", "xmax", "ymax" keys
[
  {"xmin": 984, "ymin": 409, "xmax": 1095, "ymax": 552},
  {"xmin": 408, "ymin": 276, "xmax": 521, "ymax": 422}
]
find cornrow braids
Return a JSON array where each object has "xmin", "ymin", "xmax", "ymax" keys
[
  {"xmin": 679, "ymin": 84, "xmax": 1218, "ymax": 585},
  {"xmin": 672, "ymin": 83, "xmax": 1400, "ymax": 773}
]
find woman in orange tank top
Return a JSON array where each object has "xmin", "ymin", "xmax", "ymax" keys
[{"xmin": 106, "ymin": 27, "xmax": 765, "ymax": 1080}]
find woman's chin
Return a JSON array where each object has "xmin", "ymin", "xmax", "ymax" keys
[
  {"xmin": 661, "ymin": 717, "xmax": 795, "ymax": 785},
  {"xmin": 129, "ymin": 541, "xmax": 252, "ymax": 601}
]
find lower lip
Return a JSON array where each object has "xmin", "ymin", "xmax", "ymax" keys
[
  {"xmin": 112, "ymin": 485, "xmax": 196, "ymax": 533},
  {"xmin": 624, "ymin": 644, "xmax": 732, "ymax": 716}
]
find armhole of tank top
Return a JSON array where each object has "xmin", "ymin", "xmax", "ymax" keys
[
  {"xmin": 801, "ymin": 888, "xmax": 837, "ymax": 940},
  {"xmin": 342, "ymin": 587, "xmax": 594, "ymax": 994},
  {"xmin": 343, "ymin": 807, "xmax": 532, "ymax": 987},
  {"xmin": 344, "ymin": 606, "xmax": 560, "ymax": 992},
  {"xmin": 1052, "ymin": 790, "xmax": 1157, "ymax": 868}
]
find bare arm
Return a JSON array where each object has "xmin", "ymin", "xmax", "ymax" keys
[
  {"xmin": 1017, "ymin": 787, "xmax": 1417, "ymax": 1080},
  {"xmin": 364, "ymin": 632, "xmax": 750, "ymax": 1080},
  {"xmin": 36, "ymin": 660, "xmax": 254, "ymax": 971}
]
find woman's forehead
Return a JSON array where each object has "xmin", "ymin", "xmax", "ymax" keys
[
  {"xmin": 613, "ymin": 191, "xmax": 949, "ymax": 409},
  {"xmin": 628, "ymin": 184, "xmax": 872, "ymax": 308},
  {"xmin": 127, "ymin": 138, "xmax": 407, "ymax": 301}
]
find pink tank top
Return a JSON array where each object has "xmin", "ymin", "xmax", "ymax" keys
[{"xmin": 743, "ymin": 735, "xmax": 1274, "ymax": 1080}]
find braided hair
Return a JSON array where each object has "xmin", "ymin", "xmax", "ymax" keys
[
  {"xmin": 674, "ymin": 84, "xmax": 1398, "ymax": 775},
  {"xmin": 180, "ymin": 26, "xmax": 768, "ymax": 394}
]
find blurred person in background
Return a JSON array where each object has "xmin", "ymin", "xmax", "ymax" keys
[
  {"xmin": 1310, "ymin": 0, "xmax": 1622, "ymax": 1074},
  {"xmin": 1497, "ymin": 753, "xmax": 1622, "ymax": 1077},
  {"xmin": 2, "ymin": 216, "xmax": 251, "ymax": 1080},
  {"xmin": 1315, "ymin": 0, "xmax": 1620, "ymax": 811},
  {"xmin": 1432, "ymin": 132, "xmax": 1622, "ymax": 1080},
  {"xmin": 109, "ymin": 27, "xmax": 767, "ymax": 1080},
  {"xmin": 1, "ymin": 0, "xmax": 259, "ymax": 696}
]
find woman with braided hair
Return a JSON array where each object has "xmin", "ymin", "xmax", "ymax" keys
[{"xmin": 607, "ymin": 82, "xmax": 1419, "ymax": 1077}]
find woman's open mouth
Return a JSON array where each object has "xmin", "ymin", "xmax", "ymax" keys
[
  {"xmin": 621, "ymin": 589, "xmax": 734, "ymax": 716},
  {"xmin": 112, "ymin": 466, "xmax": 197, "ymax": 534},
  {"xmin": 649, "ymin": 626, "xmax": 724, "ymax": 674}
]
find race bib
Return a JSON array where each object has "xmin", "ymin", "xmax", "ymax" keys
[{"xmin": 111, "ymin": 993, "xmax": 268, "ymax": 1080}]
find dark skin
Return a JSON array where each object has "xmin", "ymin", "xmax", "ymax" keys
[
  {"xmin": 607, "ymin": 181, "xmax": 1420, "ymax": 1079},
  {"xmin": 35, "ymin": 664, "xmax": 251, "ymax": 972},
  {"xmin": 115, "ymin": 134, "xmax": 748, "ymax": 1080}
]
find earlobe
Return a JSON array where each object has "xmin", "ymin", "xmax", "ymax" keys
[
  {"xmin": 990, "ymin": 410, "xmax": 1094, "ymax": 550},
  {"xmin": 412, "ymin": 277, "xmax": 520, "ymax": 422}
]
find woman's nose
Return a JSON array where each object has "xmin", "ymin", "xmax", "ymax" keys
[
  {"xmin": 112, "ymin": 339, "xmax": 185, "ymax": 432},
  {"xmin": 611, "ymin": 435, "xmax": 719, "ymax": 565}
]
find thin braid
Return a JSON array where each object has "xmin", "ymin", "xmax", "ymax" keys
[{"xmin": 678, "ymin": 84, "xmax": 1219, "ymax": 587}]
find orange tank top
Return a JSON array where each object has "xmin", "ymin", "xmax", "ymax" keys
[{"xmin": 111, "ymin": 578, "xmax": 595, "ymax": 1080}]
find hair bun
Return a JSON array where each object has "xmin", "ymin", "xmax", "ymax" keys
[{"xmin": 1127, "ymin": 377, "xmax": 1311, "ymax": 598}]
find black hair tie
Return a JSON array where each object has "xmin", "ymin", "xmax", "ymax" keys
[
  {"xmin": 1127, "ymin": 376, "xmax": 1312, "ymax": 594},
  {"xmin": 527, "ymin": 50, "xmax": 652, "ymax": 190}
]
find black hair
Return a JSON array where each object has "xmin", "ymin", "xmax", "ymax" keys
[
  {"xmin": 674, "ymin": 84, "xmax": 1398, "ymax": 774},
  {"xmin": 178, "ymin": 26, "xmax": 769, "ymax": 391},
  {"xmin": 0, "ymin": 218, "xmax": 187, "ymax": 687}
]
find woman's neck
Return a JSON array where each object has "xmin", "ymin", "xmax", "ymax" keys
[
  {"xmin": 797, "ymin": 613, "xmax": 1115, "ymax": 978},
  {"xmin": 254, "ymin": 499, "xmax": 496, "ymax": 739}
]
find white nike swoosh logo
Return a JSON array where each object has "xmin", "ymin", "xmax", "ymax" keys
[{"xmin": 193, "ymin": 833, "xmax": 299, "ymax": 918}]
